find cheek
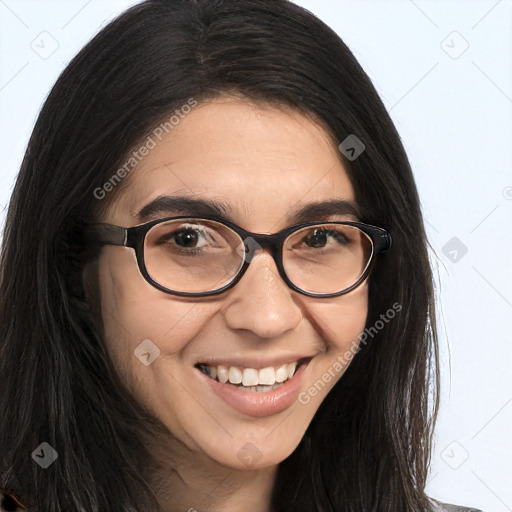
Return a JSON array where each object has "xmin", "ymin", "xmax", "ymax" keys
[
  {"xmin": 311, "ymin": 282, "xmax": 369, "ymax": 352},
  {"xmin": 299, "ymin": 282, "xmax": 368, "ymax": 400},
  {"xmin": 96, "ymin": 248, "xmax": 214, "ymax": 378}
]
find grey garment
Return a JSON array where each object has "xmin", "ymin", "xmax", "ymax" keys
[{"xmin": 433, "ymin": 501, "xmax": 483, "ymax": 512}]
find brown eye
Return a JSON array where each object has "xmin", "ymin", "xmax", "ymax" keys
[
  {"xmin": 304, "ymin": 228, "xmax": 348, "ymax": 248},
  {"xmin": 174, "ymin": 228, "xmax": 200, "ymax": 248}
]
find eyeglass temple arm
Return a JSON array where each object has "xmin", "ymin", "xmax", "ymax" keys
[{"xmin": 84, "ymin": 224, "xmax": 128, "ymax": 247}]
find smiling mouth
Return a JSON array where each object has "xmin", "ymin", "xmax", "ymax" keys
[{"xmin": 194, "ymin": 357, "xmax": 311, "ymax": 392}]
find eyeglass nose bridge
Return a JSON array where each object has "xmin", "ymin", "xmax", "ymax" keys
[
  {"xmin": 236, "ymin": 232, "xmax": 282, "ymax": 264},
  {"xmin": 232, "ymin": 230, "xmax": 304, "ymax": 296}
]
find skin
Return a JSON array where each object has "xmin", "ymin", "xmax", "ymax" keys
[{"xmin": 94, "ymin": 97, "xmax": 368, "ymax": 512}]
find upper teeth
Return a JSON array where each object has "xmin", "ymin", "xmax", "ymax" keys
[{"xmin": 200, "ymin": 361, "xmax": 299, "ymax": 386}]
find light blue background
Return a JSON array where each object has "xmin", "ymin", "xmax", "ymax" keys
[{"xmin": 1, "ymin": 1, "xmax": 511, "ymax": 510}]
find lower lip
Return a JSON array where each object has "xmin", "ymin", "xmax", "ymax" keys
[{"xmin": 195, "ymin": 361, "xmax": 310, "ymax": 417}]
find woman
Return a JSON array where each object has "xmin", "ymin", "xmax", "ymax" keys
[{"xmin": 0, "ymin": 0, "xmax": 483, "ymax": 510}]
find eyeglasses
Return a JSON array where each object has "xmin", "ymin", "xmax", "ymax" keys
[{"xmin": 84, "ymin": 216, "xmax": 391, "ymax": 298}]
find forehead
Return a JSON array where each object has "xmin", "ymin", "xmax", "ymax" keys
[{"xmin": 109, "ymin": 98, "xmax": 356, "ymax": 230}]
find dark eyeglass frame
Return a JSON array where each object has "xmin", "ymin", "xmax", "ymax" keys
[{"xmin": 84, "ymin": 216, "xmax": 391, "ymax": 298}]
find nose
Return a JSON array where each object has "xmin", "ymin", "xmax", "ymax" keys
[{"xmin": 222, "ymin": 250, "xmax": 303, "ymax": 339}]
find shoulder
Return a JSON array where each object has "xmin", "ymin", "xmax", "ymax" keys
[
  {"xmin": 432, "ymin": 500, "xmax": 484, "ymax": 512},
  {"xmin": 1, "ymin": 489, "xmax": 27, "ymax": 512}
]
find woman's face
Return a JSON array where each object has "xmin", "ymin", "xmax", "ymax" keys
[{"xmin": 96, "ymin": 97, "xmax": 368, "ymax": 470}]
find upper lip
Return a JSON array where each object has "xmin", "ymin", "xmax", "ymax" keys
[{"xmin": 194, "ymin": 354, "xmax": 315, "ymax": 370}]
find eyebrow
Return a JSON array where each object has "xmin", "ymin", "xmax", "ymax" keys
[{"xmin": 135, "ymin": 195, "xmax": 361, "ymax": 224}]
